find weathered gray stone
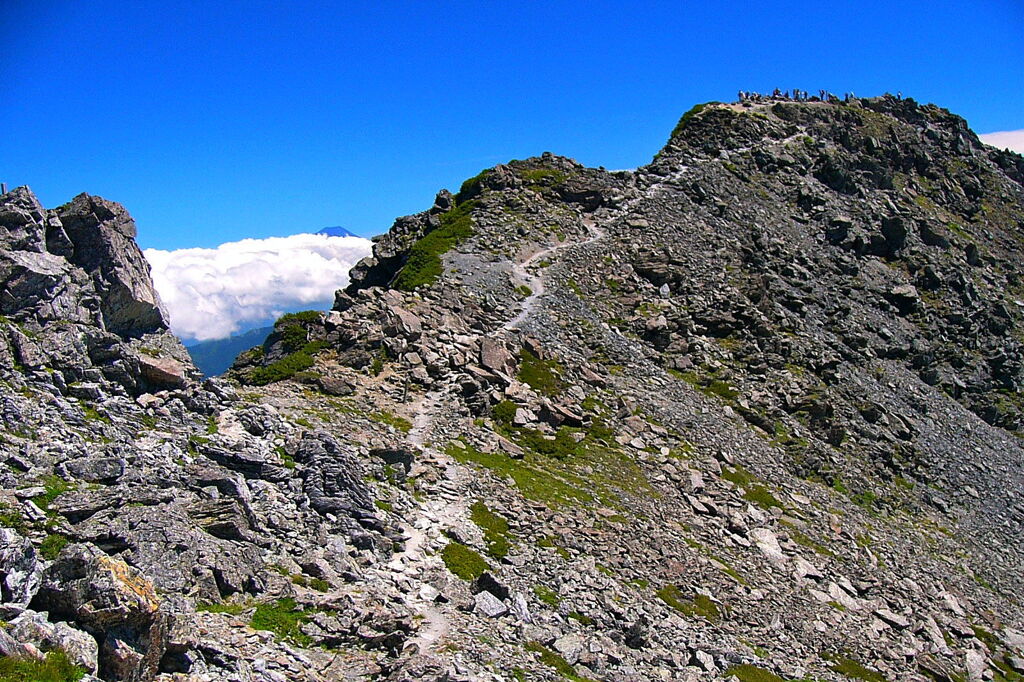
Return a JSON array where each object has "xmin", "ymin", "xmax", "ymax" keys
[
  {"xmin": 473, "ymin": 590, "xmax": 508, "ymax": 618},
  {"xmin": 0, "ymin": 528, "xmax": 40, "ymax": 617}
]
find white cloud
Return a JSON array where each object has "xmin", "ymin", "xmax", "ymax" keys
[
  {"xmin": 144, "ymin": 234, "xmax": 373, "ymax": 342},
  {"xmin": 978, "ymin": 130, "xmax": 1024, "ymax": 154}
]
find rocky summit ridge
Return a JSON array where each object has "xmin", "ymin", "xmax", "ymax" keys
[{"xmin": 1, "ymin": 94, "xmax": 1023, "ymax": 682}]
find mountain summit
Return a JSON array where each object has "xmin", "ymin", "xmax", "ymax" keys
[
  {"xmin": 316, "ymin": 225, "xmax": 359, "ymax": 238},
  {"xmin": 2, "ymin": 94, "xmax": 1023, "ymax": 682}
]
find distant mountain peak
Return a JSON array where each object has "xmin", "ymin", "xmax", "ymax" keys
[{"xmin": 316, "ymin": 225, "xmax": 358, "ymax": 238}]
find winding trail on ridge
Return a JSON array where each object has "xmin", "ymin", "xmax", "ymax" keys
[
  {"xmin": 503, "ymin": 217, "xmax": 605, "ymax": 331},
  {"xmin": 394, "ymin": 172, "xmax": 681, "ymax": 658}
]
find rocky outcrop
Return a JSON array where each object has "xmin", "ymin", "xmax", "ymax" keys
[
  {"xmin": 33, "ymin": 544, "xmax": 166, "ymax": 681},
  {"xmin": 0, "ymin": 186, "xmax": 193, "ymax": 397},
  {"xmin": 54, "ymin": 193, "xmax": 168, "ymax": 337}
]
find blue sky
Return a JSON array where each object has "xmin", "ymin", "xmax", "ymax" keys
[{"xmin": 2, "ymin": 0, "xmax": 1022, "ymax": 250}]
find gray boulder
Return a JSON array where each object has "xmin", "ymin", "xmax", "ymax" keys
[
  {"xmin": 54, "ymin": 193, "xmax": 169, "ymax": 337},
  {"xmin": 9, "ymin": 609, "xmax": 99, "ymax": 674},
  {"xmin": 30, "ymin": 543, "xmax": 168, "ymax": 682},
  {"xmin": 0, "ymin": 528, "xmax": 40, "ymax": 617}
]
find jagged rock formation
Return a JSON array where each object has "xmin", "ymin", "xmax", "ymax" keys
[{"xmin": 3, "ymin": 94, "xmax": 1024, "ymax": 682}]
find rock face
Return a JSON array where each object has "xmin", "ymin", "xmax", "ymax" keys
[
  {"xmin": 3, "ymin": 95, "xmax": 1024, "ymax": 682},
  {"xmin": 54, "ymin": 193, "xmax": 169, "ymax": 337}
]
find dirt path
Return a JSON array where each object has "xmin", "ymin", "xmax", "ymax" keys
[
  {"xmin": 394, "ymin": 181, "xmax": 669, "ymax": 657},
  {"xmin": 503, "ymin": 218, "xmax": 605, "ymax": 331}
]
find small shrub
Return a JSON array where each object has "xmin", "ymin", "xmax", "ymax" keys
[
  {"xmin": 440, "ymin": 542, "xmax": 489, "ymax": 581},
  {"xmin": 276, "ymin": 310, "xmax": 321, "ymax": 326},
  {"xmin": 279, "ymin": 324, "xmax": 309, "ymax": 353},
  {"xmin": 39, "ymin": 533, "xmax": 68, "ymax": 560},
  {"xmin": 250, "ymin": 351, "xmax": 315, "ymax": 385},
  {"xmin": 492, "ymin": 400, "xmax": 517, "ymax": 425},
  {"xmin": 369, "ymin": 348, "xmax": 387, "ymax": 376}
]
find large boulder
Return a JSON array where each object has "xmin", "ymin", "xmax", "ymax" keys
[
  {"xmin": 55, "ymin": 193, "xmax": 169, "ymax": 338},
  {"xmin": 31, "ymin": 543, "xmax": 168, "ymax": 682},
  {"xmin": 0, "ymin": 528, "xmax": 41, "ymax": 618}
]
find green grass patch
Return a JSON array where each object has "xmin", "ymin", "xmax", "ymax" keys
[
  {"xmin": 783, "ymin": 526, "xmax": 835, "ymax": 558},
  {"xmin": 492, "ymin": 400, "xmax": 518, "ymax": 425},
  {"xmin": 250, "ymin": 598, "xmax": 313, "ymax": 647},
  {"xmin": 469, "ymin": 501, "xmax": 511, "ymax": 559},
  {"xmin": 0, "ymin": 649, "xmax": 85, "ymax": 682},
  {"xmin": 519, "ymin": 168, "xmax": 567, "ymax": 184},
  {"xmin": 533, "ymin": 584, "xmax": 560, "ymax": 606},
  {"xmin": 290, "ymin": 574, "xmax": 329, "ymax": 592},
  {"xmin": 830, "ymin": 655, "xmax": 889, "ymax": 682},
  {"xmin": 393, "ymin": 201, "xmax": 476, "ymax": 290},
  {"xmin": 370, "ymin": 410, "xmax": 412, "ymax": 433},
  {"xmin": 446, "ymin": 441, "xmax": 593, "ymax": 508},
  {"xmin": 0, "ymin": 504, "xmax": 28, "ymax": 532},
  {"xmin": 39, "ymin": 533, "xmax": 69, "ymax": 560},
  {"xmin": 440, "ymin": 541, "xmax": 489, "ymax": 581},
  {"xmin": 671, "ymin": 366, "xmax": 742, "ymax": 404},
  {"xmin": 457, "ymin": 170, "xmax": 490, "ymax": 202},
  {"xmin": 82, "ymin": 404, "xmax": 110, "ymax": 424},
  {"xmin": 670, "ymin": 101, "xmax": 720, "ymax": 139},
  {"xmin": 721, "ymin": 465, "xmax": 756, "ymax": 487},
  {"xmin": 721, "ymin": 465, "xmax": 786, "ymax": 511},
  {"xmin": 742, "ymin": 485, "xmax": 784, "ymax": 510},
  {"xmin": 657, "ymin": 585, "xmax": 721, "ymax": 622},
  {"xmin": 536, "ymin": 535, "xmax": 571, "ymax": 559},
  {"xmin": 723, "ymin": 665, "xmax": 787, "ymax": 682},
  {"xmin": 517, "ymin": 348, "xmax": 565, "ymax": 397},
  {"xmin": 32, "ymin": 475, "xmax": 74, "ymax": 513},
  {"xmin": 446, "ymin": 431, "xmax": 649, "ymax": 511},
  {"xmin": 524, "ymin": 641, "xmax": 596, "ymax": 682}
]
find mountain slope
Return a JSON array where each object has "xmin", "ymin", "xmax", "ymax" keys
[{"xmin": 1, "ymin": 94, "xmax": 1023, "ymax": 682}]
